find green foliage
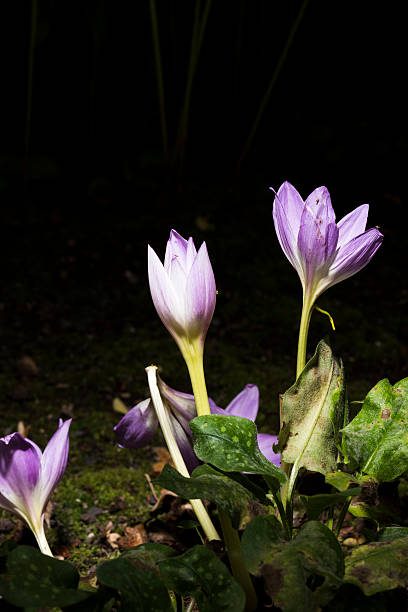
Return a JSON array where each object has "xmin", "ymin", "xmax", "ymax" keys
[
  {"xmin": 158, "ymin": 545, "xmax": 245, "ymax": 612},
  {"xmin": 97, "ymin": 555, "xmax": 173, "ymax": 612},
  {"xmin": 280, "ymin": 340, "xmax": 345, "ymax": 475},
  {"xmin": 241, "ymin": 514, "xmax": 286, "ymax": 573},
  {"xmin": 0, "ymin": 545, "xmax": 91, "ymax": 608},
  {"xmin": 190, "ymin": 414, "xmax": 286, "ymax": 484},
  {"xmin": 344, "ymin": 537, "xmax": 408, "ymax": 595},
  {"xmin": 242, "ymin": 520, "xmax": 344, "ymax": 611},
  {"xmin": 156, "ymin": 463, "xmax": 259, "ymax": 528},
  {"xmin": 342, "ymin": 377, "xmax": 408, "ymax": 481},
  {"xmin": 300, "ymin": 489, "xmax": 361, "ymax": 520}
]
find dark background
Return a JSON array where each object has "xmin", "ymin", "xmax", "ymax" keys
[{"xmin": 1, "ymin": 0, "xmax": 407, "ymax": 434}]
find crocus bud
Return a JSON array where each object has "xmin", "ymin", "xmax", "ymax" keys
[
  {"xmin": 272, "ymin": 182, "xmax": 383, "ymax": 304},
  {"xmin": 148, "ymin": 230, "xmax": 216, "ymax": 353},
  {"xmin": 0, "ymin": 419, "xmax": 71, "ymax": 556}
]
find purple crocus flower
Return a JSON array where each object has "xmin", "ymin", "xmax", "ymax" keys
[
  {"xmin": 114, "ymin": 377, "xmax": 200, "ymax": 472},
  {"xmin": 114, "ymin": 380, "xmax": 280, "ymax": 470},
  {"xmin": 148, "ymin": 230, "xmax": 216, "ymax": 352},
  {"xmin": 0, "ymin": 419, "xmax": 71, "ymax": 556},
  {"xmin": 272, "ymin": 182, "xmax": 383, "ymax": 303}
]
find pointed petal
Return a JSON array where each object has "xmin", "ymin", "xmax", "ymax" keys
[
  {"xmin": 224, "ymin": 384, "xmax": 259, "ymax": 421},
  {"xmin": 40, "ymin": 419, "xmax": 71, "ymax": 508},
  {"xmin": 327, "ymin": 227, "xmax": 384, "ymax": 288},
  {"xmin": 169, "ymin": 415, "xmax": 199, "ymax": 473},
  {"xmin": 298, "ymin": 211, "xmax": 339, "ymax": 289},
  {"xmin": 167, "ymin": 253, "xmax": 188, "ymax": 296},
  {"xmin": 0, "ymin": 433, "xmax": 42, "ymax": 519},
  {"xmin": 164, "ymin": 230, "xmax": 189, "ymax": 272},
  {"xmin": 186, "ymin": 237, "xmax": 197, "ymax": 272},
  {"xmin": 158, "ymin": 377, "xmax": 197, "ymax": 425},
  {"xmin": 337, "ymin": 204, "xmax": 369, "ymax": 248},
  {"xmin": 185, "ymin": 242, "xmax": 216, "ymax": 339},
  {"xmin": 148, "ymin": 245, "xmax": 186, "ymax": 337},
  {"xmin": 114, "ymin": 399, "xmax": 158, "ymax": 449},
  {"xmin": 257, "ymin": 434, "xmax": 281, "ymax": 467},
  {"xmin": 272, "ymin": 182, "xmax": 304, "ymax": 278},
  {"xmin": 304, "ymin": 186, "xmax": 336, "ymax": 227}
]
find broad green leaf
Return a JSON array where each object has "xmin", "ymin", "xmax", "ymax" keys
[
  {"xmin": 96, "ymin": 556, "xmax": 173, "ymax": 612},
  {"xmin": 241, "ymin": 515, "xmax": 286, "ymax": 573},
  {"xmin": 190, "ymin": 414, "xmax": 286, "ymax": 484},
  {"xmin": 378, "ymin": 526, "xmax": 408, "ymax": 541},
  {"xmin": 344, "ymin": 538, "xmax": 408, "ymax": 595},
  {"xmin": 121, "ymin": 542, "xmax": 177, "ymax": 566},
  {"xmin": 0, "ymin": 545, "xmax": 89, "ymax": 608},
  {"xmin": 244, "ymin": 521, "xmax": 344, "ymax": 611},
  {"xmin": 300, "ymin": 488, "xmax": 361, "ymax": 520},
  {"xmin": 158, "ymin": 545, "xmax": 245, "ymax": 612},
  {"xmin": 157, "ymin": 463, "xmax": 255, "ymax": 528},
  {"xmin": 281, "ymin": 340, "xmax": 345, "ymax": 475},
  {"xmin": 342, "ymin": 377, "xmax": 408, "ymax": 481}
]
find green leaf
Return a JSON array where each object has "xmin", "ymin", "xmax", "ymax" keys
[
  {"xmin": 325, "ymin": 471, "xmax": 359, "ymax": 491},
  {"xmin": 96, "ymin": 556, "xmax": 173, "ymax": 612},
  {"xmin": 158, "ymin": 545, "xmax": 245, "ymax": 612},
  {"xmin": 0, "ymin": 545, "xmax": 90, "ymax": 608},
  {"xmin": 243, "ymin": 521, "xmax": 344, "ymax": 611},
  {"xmin": 281, "ymin": 340, "xmax": 345, "ymax": 475},
  {"xmin": 344, "ymin": 538, "xmax": 408, "ymax": 595},
  {"xmin": 120, "ymin": 542, "xmax": 177, "ymax": 566},
  {"xmin": 156, "ymin": 463, "xmax": 254, "ymax": 528},
  {"xmin": 342, "ymin": 378, "xmax": 408, "ymax": 481},
  {"xmin": 378, "ymin": 526, "xmax": 408, "ymax": 541},
  {"xmin": 300, "ymin": 489, "xmax": 361, "ymax": 520},
  {"xmin": 241, "ymin": 515, "xmax": 286, "ymax": 573},
  {"xmin": 190, "ymin": 414, "xmax": 286, "ymax": 484}
]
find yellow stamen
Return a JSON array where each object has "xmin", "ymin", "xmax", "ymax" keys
[{"xmin": 315, "ymin": 306, "xmax": 336, "ymax": 330}]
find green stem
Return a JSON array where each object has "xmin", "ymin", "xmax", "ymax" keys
[
  {"xmin": 334, "ymin": 497, "xmax": 352, "ymax": 538},
  {"xmin": 218, "ymin": 510, "xmax": 257, "ymax": 612},
  {"xmin": 271, "ymin": 487, "xmax": 292, "ymax": 539},
  {"xmin": 296, "ymin": 293, "xmax": 314, "ymax": 379},
  {"xmin": 146, "ymin": 366, "xmax": 220, "ymax": 541},
  {"xmin": 180, "ymin": 340, "xmax": 211, "ymax": 416}
]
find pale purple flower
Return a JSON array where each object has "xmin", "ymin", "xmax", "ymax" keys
[
  {"xmin": 114, "ymin": 380, "xmax": 280, "ymax": 470},
  {"xmin": 272, "ymin": 182, "xmax": 383, "ymax": 302},
  {"xmin": 148, "ymin": 230, "xmax": 216, "ymax": 350},
  {"xmin": 114, "ymin": 377, "xmax": 200, "ymax": 472},
  {"xmin": 0, "ymin": 419, "xmax": 71, "ymax": 555}
]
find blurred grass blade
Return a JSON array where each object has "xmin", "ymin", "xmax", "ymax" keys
[
  {"xmin": 237, "ymin": 0, "xmax": 309, "ymax": 169},
  {"xmin": 149, "ymin": 0, "xmax": 169, "ymax": 166}
]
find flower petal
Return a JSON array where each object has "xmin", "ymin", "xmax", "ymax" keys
[
  {"xmin": 169, "ymin": 415, "xmax": 199, "ymax": 473},
  {"xmin": 148, "ymin": 245, "xmax": 186, "ymax": 337},
  {"xmin": 337, "ymin": 204, "xmax": 369, "ymax": 248},
  {"xmin": 304, "ymin": 186, "xmax": 336, "ymax": 227},
  {"xmin": 114, "ymin": 399, "xmax": 158, "ymax": 449},
  {"xmin": 298, "ymin": 209, "xmax": 339, "ymax": 289},
  {"xmin": 0, "ymin": 433, "xmax": 42, "ymax": 519},
  {"xmin": 40, "ymin": 419, "xmax": 71, "ymax": 509},
  {"xmin": 158, "ymin": 377, "xmax": 197, "ymax": 429},
  {"xmin": 164, "ymin": 230, "xmax": 189, "ymax": 272},
  {"xmin": 326, "ymin": 227, "xmax": 384, "ymax": 288},
  {"xmin": 224, "ymin": 384, "xmax": 259, "ymax": 422},
  {"xmin": 257, "ymin": 434, "xmax": 280, "ymax": 467},
  {"xmin": 272, "ymin": 183, "xmax": 304, "ymax": 278},
  {"xmin": 185, "ymin": 242, "xmax": 216, "ymax": 339}
]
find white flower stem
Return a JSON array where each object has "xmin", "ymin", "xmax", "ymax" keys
[
  {"xmin": 31, "ymin": 519, "xmax": 53, "ymax": 556},
  {"xmin": 146, "ymin": 365, "xmax": 220, "ymax": 541}
]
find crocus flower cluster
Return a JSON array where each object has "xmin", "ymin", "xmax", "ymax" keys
[
  {"xmin": 114, "ymin": 379, "xmax": 280, "ymax": 471},
  {"xmin": 148, "ymin": 230, "xmax": 216, "ymax": 353},
  {"xmin": 272, "ymin": 182, "xmax": 383, "ymax": 304},
  {"xmin": 0, "ymin": 419, "xmax": 71, "ymax": 556}
]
